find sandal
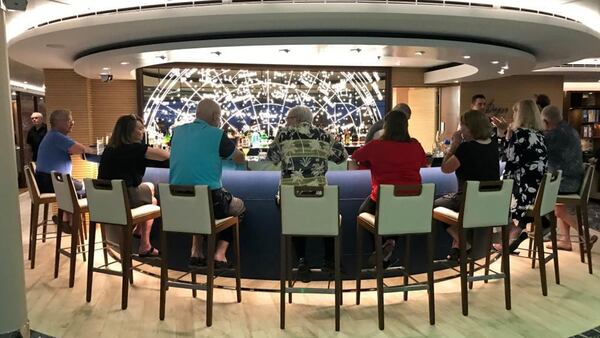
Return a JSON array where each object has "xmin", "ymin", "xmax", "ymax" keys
[{"xmin": 139, "ymin": 246, "xmax": 160, "ymax": 258}]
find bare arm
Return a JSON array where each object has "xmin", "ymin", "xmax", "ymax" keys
[
  {"xmin": 68, "ymin": 142, "xmax": 94, "ymax": 155},
  {"xmin": 145, "ymin": 147, "xmax": 170, "ymax": 161},
  {"xmin": 231, "ymin": 148, "xmax": 246, "ymax": 164}
]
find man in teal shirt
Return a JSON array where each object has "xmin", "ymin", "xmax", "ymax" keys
[{"xmin": 170, "ymin": 99, "xmax": 246, "ymax": 268}]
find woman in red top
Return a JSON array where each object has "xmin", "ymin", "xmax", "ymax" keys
[{"xmin": 353, "ymin": 109, "xmax": 427, "ymax": 268}]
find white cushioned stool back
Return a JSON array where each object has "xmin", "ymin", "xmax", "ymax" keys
[
  {"xmin": 539, "ymin": 171, "xmax": 562, "ymax": 217},
  {"xmin": 24, "ymin": 165, "xmax": 39, "ymax": 202},
  {"xmin": 462, "ymin": 180, "xmax": 513, "ymax": 229},
  {"xmin": 281, "ymin": 185, "xmax": 339, "ymax": 236},
  {"xmin": 377, "ymin": 184, "xmax": 435, "ymax": 236},
  {"xmin": 84, "ymin": 178, "xmax": 129, "ymax": 225},
  {"xmin": 158, "ymin": 184, "xmax": 213, "ymax": 235},
  {"xmin": 51, "ymin": 171, "xmax": 76, "ymax": 213}
]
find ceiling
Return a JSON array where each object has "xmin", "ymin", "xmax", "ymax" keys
[{"xmin": 6, "ymin": 0, "xmax": 600, "ymax": 90}]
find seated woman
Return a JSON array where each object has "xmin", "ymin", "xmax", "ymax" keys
[
  {"xmin": 352, "ymin": 109, "xmax": 427, "ymax": 268},
  {"xmin": 438, "ymin": 110, "xmax": 500, "ymax": 260},
  {"xmin": 492, "ymin": 99, "xmax": 548, "ymax": 251},
  {"xmin": 98, "ymin": 114, "xmax": 170, "ymax": 257}
]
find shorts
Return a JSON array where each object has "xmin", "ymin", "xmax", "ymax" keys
[{"xmin": 127, "ymin": 184, "xmax": 153, "ymax": 208}]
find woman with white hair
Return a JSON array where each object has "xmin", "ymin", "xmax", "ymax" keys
[{"xmin": 492, "ymin": 99, "xmax": 548, "ymax": 251}]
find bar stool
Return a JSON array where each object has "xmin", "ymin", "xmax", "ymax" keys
[
  {"xmin": 356, "ymin": 184, "xmax": 436, "ymax": 330},
  {"xmin": 84, "ymin": 178, "xmax": 161, "ymax": 310},
  {"xmin": 24, "ymin": 164, "xmax": 56, "ymax": 269},
  {"xmin": 157, "ymin": 184, "xmax": 242, "ymax": 326},
  {"xmin": 280, "ymin": 185, "xmax": 342, "ymax": 331},
  {"xmin": 51, "ymin": 171, "xmax": 89, "ymax": 288},
  {"xmin": 555, "ymin": 164, "xmax": 595, "ymax": 274},
  {"xmin": 433, "ymin": 179, "xmax": 514, "ymax": 316},
  {"xmin": 525, "ymin": 171, "xmax": 563, "ymax": 296}
]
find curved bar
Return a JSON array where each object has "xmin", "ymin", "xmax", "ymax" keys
[{"xmin": 98, "ymin": 164, "xmax": 497, "ymax": 281}]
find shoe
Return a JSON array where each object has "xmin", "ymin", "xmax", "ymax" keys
[
  {"xmin": 446, "ymin": 248, "xmax": 459, "ymax": 261},
  {"xmin": 214, "ymin": 260, "xmax": 232, "ymax": 270},
  {"xmin": 297, "ymin": 258, "xmax": 311, "ymax": 283},
  {"xmin": 138, "ymin": 246, "xmax": 160, "ymax": 258},
  {"xmin": 52, "ymin": 215, "xmax": 72, "ymax": 234},
  {"xmin": 368, "ymin": 240, "xmax": 396, "ymax": 268},
  {"xmin": 188, "ymin": 256, "xmax": 206, "ymax": 268}
]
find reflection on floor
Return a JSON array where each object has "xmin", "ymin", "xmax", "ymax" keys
[{"xmin": 18, "ymin": 193, "xmax": 600, "ymax": 338}]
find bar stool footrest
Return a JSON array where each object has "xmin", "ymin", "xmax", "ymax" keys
[
  {"xmin": 467, "ymin": 273, "xmax": 505, "ymax": 283},
  {"xmin": 285, "ymin": 287, "xmax": 336, "ymax": 295}
]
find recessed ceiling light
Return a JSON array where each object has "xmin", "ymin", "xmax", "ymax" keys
[
  {"xmin": 463, "ymin": 55, "xmax": 471, "ymax": 59},
  {"xmin": 120, "ymin": 61, "xmax": 130, "ymax": 65},
  {"xmin": 415, "ymin": 51, "xmax": 425, "ymax": 56},
  {"xmin": 502, "ymin": 64, "xmax": 510, "ymax": 70},
  {"xmin": 498, "ymin": 69, "xmax": 505, "ymax": 75},
  {"xmin": 453, "ymin": 80, "xmax": 459, "ymax": 83},
  {"xmin": 491, "ymin": 61, "xmax": 500, "ymax": 64},
  {"xmin": 102, "ymin": 67, "xmax": 110, "ymax": 71},
  {"xmin": 23, "ymin": 81, "xmax": 28, "ymax": 84}
]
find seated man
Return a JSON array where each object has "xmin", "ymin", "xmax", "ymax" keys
[
  {"xmin": 268, "ymin": 105, "xmax": 348, "ymax": 282},
  {"xmin": 542, "ymin": 105, "xmax": 596, "ymax": 251},
  {"xmin": 170, "ymin": 99, "xmax": 246, "ymax": 268}
]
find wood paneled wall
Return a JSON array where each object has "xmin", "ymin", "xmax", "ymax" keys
[{"xmin": 43, "ymin": 69, "xmax": 137, "ymax": 180}]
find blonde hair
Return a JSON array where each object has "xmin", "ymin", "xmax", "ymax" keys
[{"xmin": 512, "ymin": 99, "xmax": 543, "ymax": 131}]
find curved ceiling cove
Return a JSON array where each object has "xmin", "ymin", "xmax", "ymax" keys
[{"xmin": 8, "ymin": 3, "xmax": 600, "ymax": 83}]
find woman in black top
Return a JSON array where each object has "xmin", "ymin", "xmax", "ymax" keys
[
  {"xmin": 98, "ymin": 115, "xmax": 170, "ymax": 257},
  {"xmin": 438, "ymin": 110, "xmax": 500, "ymax": 260}
]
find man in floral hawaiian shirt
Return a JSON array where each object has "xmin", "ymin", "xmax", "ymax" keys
[{"xmin": 268, "ymin": 105, "xmax": 348, "ymax": 282}]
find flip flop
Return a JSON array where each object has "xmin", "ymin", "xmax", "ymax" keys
[{"xmin": 139, "ymin": 246, "xmax": 160, "ymax": 258}]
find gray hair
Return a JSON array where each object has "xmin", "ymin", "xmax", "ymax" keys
[
  {"xmin": 287, "ymin": 105, "xmax": 313, "ymax": 124},
  {"xmin": 541, "ymin": 105, "xmax": 562, "ymax": 124},
  {"xmin": 49, "ymin": 109, "xmax": 72, "ymax": 128}
]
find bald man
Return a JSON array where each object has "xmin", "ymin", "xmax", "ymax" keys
[
  {"xmin": 26, "ymin": 112, "xmax": 47, "ymax": 161},
  {"xmin": 169, "ymin": 98, "xmax": 246, "ymax": 268}
]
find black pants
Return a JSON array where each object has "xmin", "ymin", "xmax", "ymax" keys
[{"xmin": 358, "ymin": 196, "xmax": 398, "ymax": 243}]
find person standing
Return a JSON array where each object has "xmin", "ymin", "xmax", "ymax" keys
[
  {"xmin": 471, "ymin": 94, "xmax": 487, "ymax": 112},
  {"xmin": 26, "ymin": 112, "xmax": 47, "ymax": 162}
]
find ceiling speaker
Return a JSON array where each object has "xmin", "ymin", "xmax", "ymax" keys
[{"xmin": 3, "ymin": 0, "xmax": 28, "ymax": 11}]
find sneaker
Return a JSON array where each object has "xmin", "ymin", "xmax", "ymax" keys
[
  {"xmin": 297, "ymin": 258, "xmax": 311, "ymax": 283},
  {"xmin": 188, "ymin": 256, "xmax": 206, "ymax": 268},
  {"xmin": 52, "ymin": 215, "xmax": 72, "ymax": 234}
]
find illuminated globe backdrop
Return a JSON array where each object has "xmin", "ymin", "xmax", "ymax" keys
[{"xmin": 141, "ymin": 66, "xmax": 388, "ymax": 145}]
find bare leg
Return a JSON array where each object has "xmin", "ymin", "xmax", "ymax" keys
[
  {"xmin": 138, "ymin": 194, "xmax": 158, "ymax": 254},
  {"xmin": 548, "ymin": 205, "xmax": 574, "ymax": 251},
  {"xmin": 214, "ymin": 240, "xmax": 229, "ymax": 262},
  {"xmin": 447, "ymin": 225, "xmax": 460, "ymax": 248},
  {"xmin": 191, "ymin": 234, "xmax": 204, "ymax": 258}
]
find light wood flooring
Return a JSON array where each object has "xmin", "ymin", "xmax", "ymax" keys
[{"xmin": 18, "ymin": 193, "xmax": 600, "ymax": 338}]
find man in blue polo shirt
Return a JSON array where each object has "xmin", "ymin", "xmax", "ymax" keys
[{"xmin": 170, "ymin": 98, "xmax": 246, "ymax": 268}]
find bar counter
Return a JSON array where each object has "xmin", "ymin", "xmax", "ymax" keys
[{"xmin": 84, "ymin": 153, "xmax": 497, "ymax": 281}]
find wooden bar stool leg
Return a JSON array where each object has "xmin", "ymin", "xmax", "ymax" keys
[
  {"xmin": 191, "ymin": 272, "xmax": 197, "ymax": 298},
  {"xmin": 335, "ymin": 235, "xmax": 341, "ymax": 332},
  {"xmin": 484, "ymin": 228, "xmax": 493, "ymax": 283},
  {"xmin": 206, "ymin": 233, "xmax": 216, "ymax": 327},
  {"xmin": 78, "ymin": 217, "xmax": 87, "ymax": 262},
  {"xmin": 159, "ymin": 229, "xmax": 168, "ymax": 320},
  {"xmin": 459, "ymin": 227, "xmax": 468, "ymax": 316},
  {"xmin": 535, "ymin": 218, "xmax": 548, "ymax": 296},
  {"xmin": 280, "ymin": 235, "xmax": 286, "ymax": 330},
  {"xmin": 120, "ymin": 226, "xmax": 130, "ymax": 310},
  {"xmin": 355, "ymin": 224, "xmax": 363, "ymax": 305},
  {"xmin": 427, "ymin": 232, "xmax": 435, "ymax": 325},
  {"xmin": 531, "ymin": 222, "xmax": 538, "ymax": 269},
  {"xmin": 468, "ymin": 230, "xmax": 475, "ymax": 290},
  {"xmin": 576, "ymin": 207, "xmax": 585, "ymax": 263},
  {"xmin": 581, "ymin": 206, "xmax": 594, "ymax": 274},
  {"xmin": 42, "ymin": 202, "xmax": 49, "ymax": 242},
  {"xmin": 30, "ymin": 203, "xmax": 40, "ymax": 268},
  {"xmin": 54, "ymin": 210, "xmax": 63, "ymax": 279},
  {"xmin": 403, "ymin": 235, "xmax": 410, "ymax": 301},
  {"xmin": 69, "ymin": 212, "xmax": 80, "ymax": 288},
  {"xmin": 86, "ymin": 221, "xmax": 97, "ymax": 303},
  {"xmin": 234, "ymin": 221, "xmax": 242, "ymax": 303},
  {"xmin": 375, "ymin": 234, "xmax": 384, "ymax": 330},
  {"xmin": 287, "ymin": 236, "xmax": 293, "ymax": 304},
  {"xmin": 100, "ymin": 224, "xmax": 109, "ymax": 266},
  {"xmin": 549, "ymin": 213, "xmax": 560, "ymax": 285},
  {"xmin": 527, "ymin": 234, "xmax": 533, "ymax": 259},
  {"xmin": 501, "ymin": 224, "xmax": 511, "ymax": 310}
]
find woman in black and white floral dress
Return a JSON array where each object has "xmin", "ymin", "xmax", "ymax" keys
[{"xmin": 492, "ymin": 99, "xmax": 548, "ymax": 248}]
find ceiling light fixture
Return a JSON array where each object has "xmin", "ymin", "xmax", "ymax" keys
[
  {"xmin": 415, "ymin": 51, "xmax": 425, "ymax": 56},
  {"xmin": 120, "ymin": 61, "xmax": 130, "ymax": 65},
  {"xmin": 498, "ymin": 69, "xmax": 505, "ymax": 75},
  {"xmin": 502, "ymin": 64, "xmax": 510, "ymax": 70},
  {"xmin": 23, "ymin": 81, "xmax": 28, "ymax": 84},
  {"xmin": 463, "ymin": 55, "xmax": 471, "ymax": 59},
  {"xmin": 491, "ymin": 61, "xmax": 499, "ymax": 64},
  {"xmin": 102, "ymin": 67, "xmax": 110, "ymax": 70}
]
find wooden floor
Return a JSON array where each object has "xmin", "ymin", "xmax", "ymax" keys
[{"xmin": 18, "ymin": 193, "xmax": 600, "ymax": 338}]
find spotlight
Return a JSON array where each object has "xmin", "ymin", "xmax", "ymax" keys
[{"xmin": 415, "ymin": 51, "xmax": 425, "ymax": 56}]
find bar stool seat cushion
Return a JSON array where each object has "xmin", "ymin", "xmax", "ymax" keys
[
  {"xmin": 39, "ymin": 193, "xmax": 56, "ymax": 201},
  {"xmin": 357, "ymin": 212, "xmax": 376, "ymax": 229},
  {"xmin": 215, "ymin": 216, "xmax": 237, "ymax": 229},
  {"xmin": 433, "ymin": 206, "xmax": 459, "ymax": 226},
  {"xmin": 131, "ymin": 204, "xmax": 161, "ymax": 222},
  {"xmin": 556, "ymin": 194, "xmax": 580, "ymax": 203},
  {"xmin": 78, "ymin": 198, "xmax": 88, "ymax": 210}
]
